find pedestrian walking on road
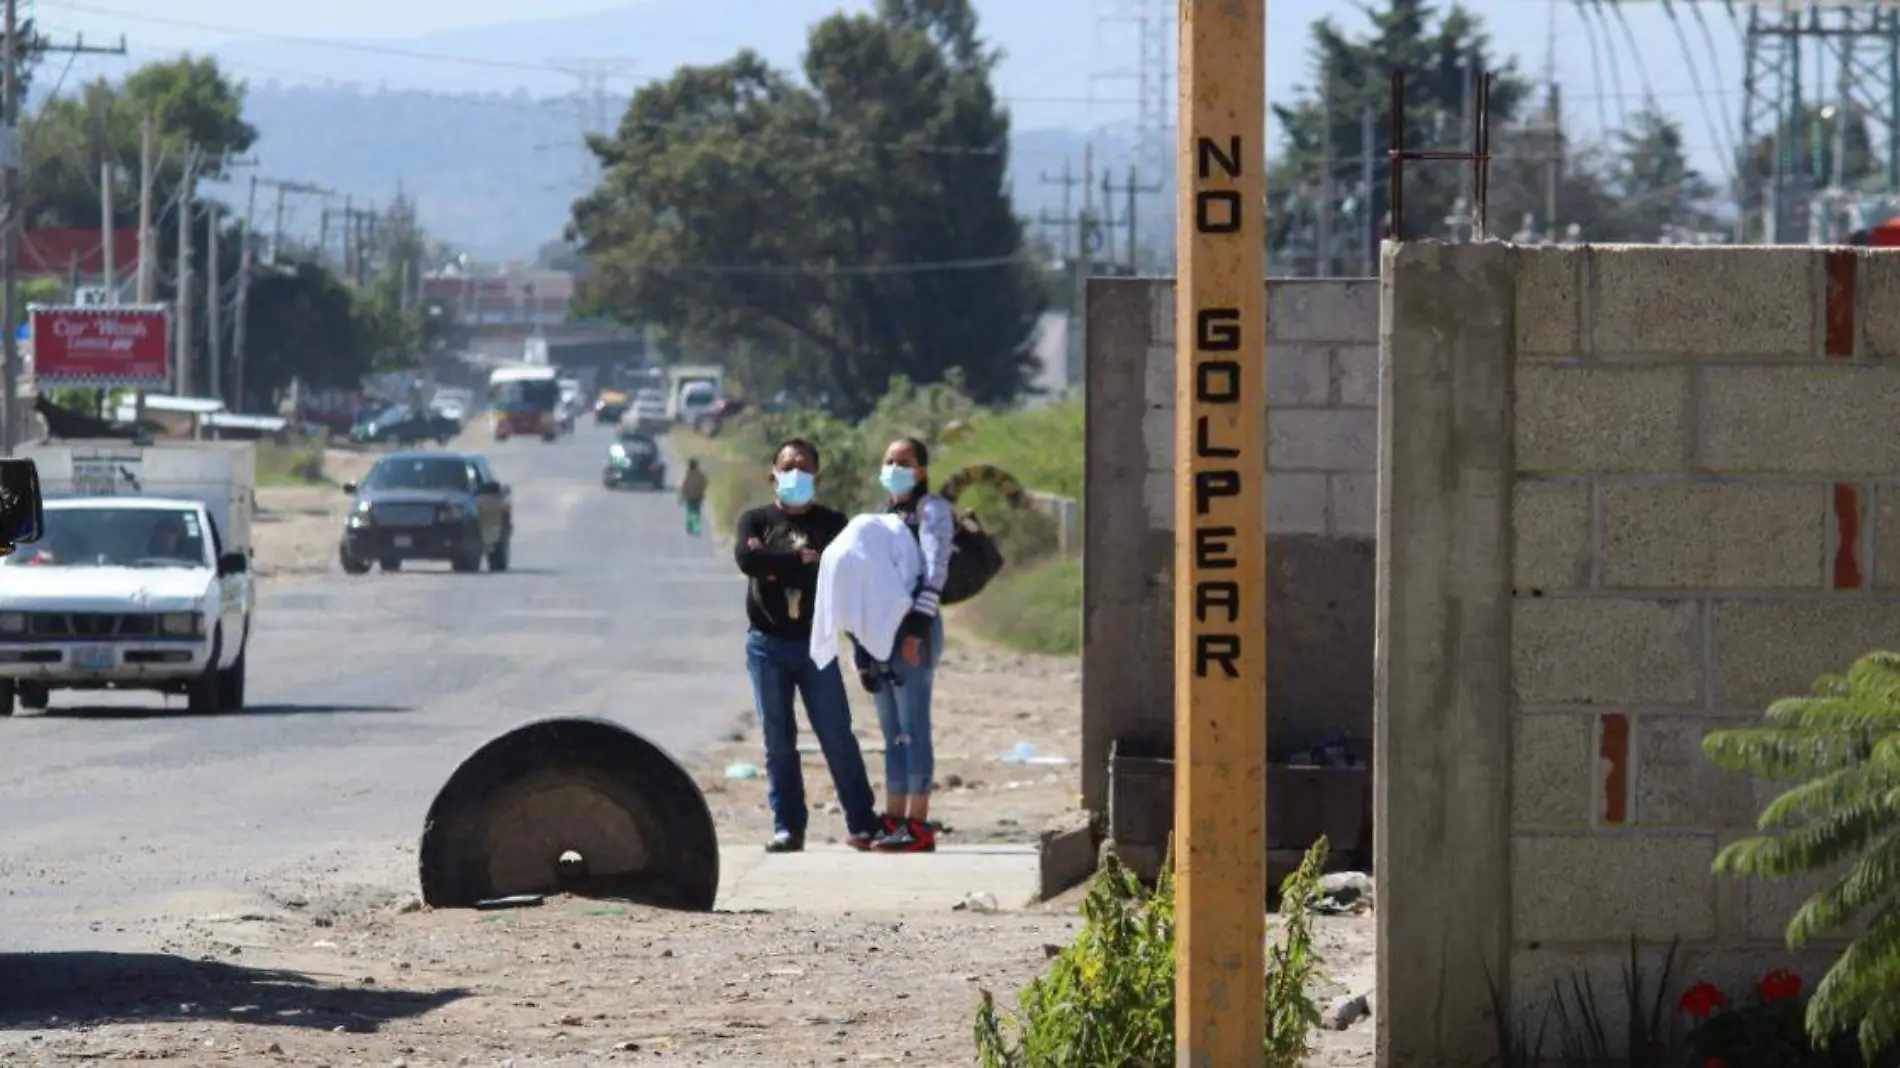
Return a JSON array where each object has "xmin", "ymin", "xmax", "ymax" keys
[
  {"xmin": 734, "ymin": 438, "xmax": 881, "ymax": 853},
  {"xmin": 679, "ymin": 458, "xmax": 708, "ymax": 537},
  {"xmin": 857, "ymin": 436, "xmax": 952, "ymax": 853}
]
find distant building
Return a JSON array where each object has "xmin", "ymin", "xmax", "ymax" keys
[{"xmin": 423, "ymin": 267, "xmax": 573, "ymax": 328}]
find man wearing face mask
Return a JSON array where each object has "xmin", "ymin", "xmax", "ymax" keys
[{"xmin": 733, "ymin": 438, "xmax": 881, "ymax": 852}]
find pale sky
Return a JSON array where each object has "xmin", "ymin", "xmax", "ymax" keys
[{"xmin": 34, "ymin": 0, "xmax": 642, "ymax": 45}]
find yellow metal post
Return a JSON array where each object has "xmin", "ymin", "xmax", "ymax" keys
[{"xmin": 1174, "ymin": 1, "xmax": 1267, "ymax": 1066}]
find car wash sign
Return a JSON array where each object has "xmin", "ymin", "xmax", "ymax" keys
[{"xmin": 30, "ymin": 304, "xmax": 170, "ymax": 389}]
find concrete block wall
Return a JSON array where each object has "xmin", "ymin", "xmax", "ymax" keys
[
  {"xmin": 1082, "ymin": 277, "xmax": 1378, "ymax": 815},
  {"xmin": 1379, "ymin": 242, "xmax": 1899, "ymax": 1066}
]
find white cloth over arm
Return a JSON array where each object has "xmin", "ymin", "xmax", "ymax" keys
[{"xmin": 809, "ymin": 513, "xmax": 923, "ymax": 669}]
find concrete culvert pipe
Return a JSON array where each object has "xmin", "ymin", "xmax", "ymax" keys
[{"xmin": 418, "ymin": 717, "xmax": 720, "ymax": 911}]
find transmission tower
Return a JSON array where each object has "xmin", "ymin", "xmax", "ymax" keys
[
  {"xmin": 1731, "ymin": 3, "xmax": 1900, "ymax": 243},
  {"xmin": 1091, "ymin": 0, "xmax": 1172, "ymax": 180},
  {"xmin": 546, "ymin": 56, "xmax": 638, "ymax": 189}
]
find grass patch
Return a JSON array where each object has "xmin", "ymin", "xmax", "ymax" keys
[
  {"xmin": 958, "ymin": 555, "xmax": 1082, "ymax": 657},
  {"xmin": 937, "ymin": 400, "xmax": 1083, "ymax": 500},
  {"xmin": 253, "ymin": 441, "xmax": 328, "ymax": 487},
  {"xmin": 669, "ymin": 430, "xmax": 772, "ymax": 539}
]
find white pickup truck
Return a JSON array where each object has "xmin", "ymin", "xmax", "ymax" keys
[{"xmin": 0, "ymin": 441, "xmax": 257, "ymax": 716}]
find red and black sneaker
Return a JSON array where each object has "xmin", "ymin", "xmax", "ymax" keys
[
  {"xmin": 848, "ymin": 813, "xmax": 903, "ymax": 851},
  {"xmin": 873, "ymin": 818, "xmax": 936, "ymax": 853}
]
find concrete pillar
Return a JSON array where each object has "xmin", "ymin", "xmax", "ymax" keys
[{"xmin": 1373, "ymin": 241, "xmax": 1516, "ymax": 1066}]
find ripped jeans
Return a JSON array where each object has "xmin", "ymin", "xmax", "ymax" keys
[{"xmin": 854, "ymin": 614, "xmax": 943, "ymax": 798}]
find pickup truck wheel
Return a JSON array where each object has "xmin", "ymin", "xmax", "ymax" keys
[
  {"xmin": 186, "ymin": 633, "xmax": 224, "ymax": 715},
  {"xmin": 340, "ymin": 547, "xmax": 372, "ymax": 575},
  {"xmin": 380, "ymin": 558, "xmax": 402, "ymax": 573},
  {"xmin": 487, "ymin": 538, "xmax": 510, "ymax": 572},
  {"xmin": 0, "ymin": 680, "xmax": 14, "ymax": 717},
  {"xmin": 451, "ymin": 552, "xmax": 481, "ymax": 573},
  {"xmin": 217, "ymin": 645, "xmax": 246, "ymax": 711},
  {"xmin": 18, "ymin": 683, "xmax": 48, "ymax": 710}
]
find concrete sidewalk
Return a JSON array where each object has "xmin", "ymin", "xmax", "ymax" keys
[{"xmin": 716, "ymin": 843, "xmax": 1040, "ymax": 913}]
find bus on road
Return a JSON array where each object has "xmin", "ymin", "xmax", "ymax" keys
[{"xmin": 488, "ymin": 366, "xmax": 560, "ymax": 442}]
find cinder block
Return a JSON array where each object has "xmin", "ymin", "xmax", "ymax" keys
[
  {"xmin": 1702, "ymin": 366, "xmax": 1900, "ymax": 474},
  {"xmin": 1512, "ymin": 832, "xmax": 1719, "ymax": 942},
  {"xmin": 1265, "ymin": 343, "xmax": 1333, "ymax": 406},
  {"xmin": 1634, "ymin": 715, "xmax": 1760, "ymax": 828},
  {"xmin": 1513, "ymin": 712, "xmax": 1593, "ymax": 827},
  {"xmin": 1515, "ymin": 366, "xmax": 1693, "ymax": 474},
  {"xmin": 1269, "ymin": 408, "xmax": 1376, "ymax": 472},
  {"xmin": 1510, "ymin": 946, "xmax": 1844, "ymax": 1041},
  {"xmin": 1140, "ymin": 406, "xmax": 1174, "ymax": 472},
  {"xmin": 1714, "ymin": 601, "xmax": 1900, "ymax": 708},
  {"xmin": 1875, "ymin": 483, "xmax": 1900, "ymax": 590},
  {"xmin": 1600, "ymin": 482, "xmax": 1827, "ymax": 589},
  {"xmin": 1141, "ymin": 343, "xmax": 1175, "ymax": 410},
  {"xmin": 1860, "ymin": 252, "xmax": 1900, "ymax": 359},
  {"xmin": 1334, "ymin": 343, "xmax": 1378, "ymax": 407},
  {"xmin": 1512, "ymin": 598, "xmax": 1702, "ymax": 706},
  {"xmin": 1148, "ymin": 280, "xmax": 1175, "ymax": 344},
  {"xmin": 1514, "ymin": 246, "xmax": 1584, "ymax": 356},
  {"xmin": 1327, "ymin": 473, "xmax": 1375, "ymax": 536},
  {"xmin": 1268, "ymin": 279, "xmax": 1377, "ymax": 343},
  {"xmin": 1590, "ymin": 246, "xmax": 1816, "ymax": 358},
  {"xmin": 1513, "ymin": 480, "xmax": 1592, "ymax": 590},
  {"xmin": 1738, "ymin": 859, "xmax": 1866, "ymax": 942},
  {"xmin": 1268, "ymin": 472, "xmax": 1328, "ymax": 535}
]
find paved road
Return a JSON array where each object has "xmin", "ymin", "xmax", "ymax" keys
[{"xmin": 0, "ymin": 425, "xmax": 751, "ymax": 951}]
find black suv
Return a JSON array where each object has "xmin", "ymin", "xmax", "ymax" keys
[
  {"xmin": 602, "ymin": 431, "xmax": 666, "ymax": 490},
  {"xmin": 339, "ymin": 451, "xmax": 512, "ymax": 573}
]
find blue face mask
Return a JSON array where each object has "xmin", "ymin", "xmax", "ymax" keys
[
  {"xmin": 879, "ymin": 463, "xmax": 917, "ymax": 497},
  {"xmin": 775, "ymin": 468, "xmax": 816, "ymax": 506}
]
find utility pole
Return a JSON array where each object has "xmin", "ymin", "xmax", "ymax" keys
[
  {"xmin": 232, "ymin": 176, "xmax": 256, "ymax": 412},
  {"xmin": 206, "ymin": 206, "xmax": 222, "ymax": 402},
  {"xmin": 1360, "ymin": 103, "xmax": 1375, "ymax": 275},
  {"xmin": 137, "ymin": 115, "xmax": 155, "ymax": 302},
  {"xmin": 1037, "ymin": 158, "xmax": 1081, "ymax": 258},
  {"xmin": 175, "ymin": 150, "xmax": 197, "ymax": 397},
  {"xmin": 1317, "ymin": 69, "xmax": 1335, "ymax": 277},
  {"xmin": 248, "ymin": 176, "xmax": 332, "ymax": 266},
  {"xmin": 1544, "ymin": 84, "xmax": 1563, "ymax": 243},
  {"xmin": 1104, "ymin": 165, "xmax": 1163, "ymax": 274},
  {"xmin": 100, "ymin": 162, "xmax": 115, "ymax": 299},
  {"xmin": 0, "ymin": 10, "xmax": 125, "ymax": 447}
]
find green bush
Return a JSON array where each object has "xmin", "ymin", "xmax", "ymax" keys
[
  {"xmin": 1703, "ymin": 650, "xmax": 1900, "ymax": 1061},
  {"xmin": 973, "ymin": 839, "xmax": 1327, "ymax": 1068},
  {"xmin": 960, "ymin": 556, "xmax": 1080, "ymax": 656}
]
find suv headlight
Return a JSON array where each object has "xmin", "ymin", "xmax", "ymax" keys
[
  {"xmin": 160, "ymin": 612, "xmax": 202, "ymax": 636},
  {"xmin": 0, "ymin": 612, "xmax": 25, "ymax": 635}
]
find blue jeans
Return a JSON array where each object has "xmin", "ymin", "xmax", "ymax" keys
[
  {"xmin": 745, "ymin": 630, "xmax": 878, "ymax": 838},
  {"xmin": 856, "ymin": 616, "xmax": 943, "ymax": 798}
]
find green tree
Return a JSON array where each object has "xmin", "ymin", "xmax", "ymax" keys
[
  {"xmin": 1703, "ymin": 650, "xmax": 1900, "ymax": 1061},
  {"xmin": 570, "ymin": 0, "xmax": 1043, "ymax": 416},
  {"xmin": 240, "ymin": 262, "xmax": 379, "ymax": 406},
  {"xmin": 1598, "ymin": 107, "xmax": 1720, "ymax": 241},
  {"xmin": 1269, "ymin": 0, "xmax": 1533, "ymax": 268}
]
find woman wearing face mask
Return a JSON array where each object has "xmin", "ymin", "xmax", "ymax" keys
[
  {"xmin": 855, "ymin": 436, "xmax": 955, "ymax": 853},
  {"xmin": 733, "ymin": 438, "xmax": 881, "ymax": 853}
]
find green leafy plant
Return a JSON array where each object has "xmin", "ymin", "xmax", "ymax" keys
[
  {"xmin": 973, "ymin": 838, "xmax": 1327, "ymax": 1068},
  {"xmin": 1703, "ymin": 650, "xmax": 1900, "ymax": 1060}
]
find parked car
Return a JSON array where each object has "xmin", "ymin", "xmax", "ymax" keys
[
  {"xmin": 602, "ymin": 431, "xmax": 665, "ymax": 490},
  {"xmin": 339, "ymin": 451, "xmax": 512, "ymax": 573},
  {"xmin": 351, "ymin": 405, "xmax": 459, "ymax": 446}
]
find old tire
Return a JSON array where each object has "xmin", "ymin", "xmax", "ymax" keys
[
  {"xmin": 340, "ymin": 548, "xmax": 372, "ymax": 575},
  {"xmin": 186, "ymin": 634, "xmax": 223, "ymax": 715},
  {"xmin": 18, "ymin": 683, "xmax": 48, "ymax": 710},
  {"xmin": 418, "ymin": 717, "xmax": 719, "ymax": 911},
  {"xmin": 217, "ymin": 645, "xmax": 246, "ymax": 711},
  {"xmin": 0, "ymin": 680, "xmax": 15, "ymax": 717},
  {"xmin": 380, "ymin": 558, "xmax": 402, "ymax": 573}
]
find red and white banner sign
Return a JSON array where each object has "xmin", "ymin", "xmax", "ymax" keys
[{"xmin": 30, "ymin": 305, "xmax": 170, "ymax": 388}]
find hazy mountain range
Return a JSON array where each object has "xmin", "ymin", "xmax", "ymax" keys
[{"xmin": 54, "ymin": 0, "xmax": 1734, "ymax": 258}]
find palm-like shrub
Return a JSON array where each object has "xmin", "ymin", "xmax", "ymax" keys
[{"xmin": 1703, "ymin": 650, "xmax": 1900, "ymax": 1060}]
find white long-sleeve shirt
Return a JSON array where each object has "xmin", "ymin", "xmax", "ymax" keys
[
  {"xmin": 809, "ymin": 513, "xmax": 923, "ymax": 669},
  {"xmin": 896, "ymin": 493, "xmax": 957, "ymax": 617}
]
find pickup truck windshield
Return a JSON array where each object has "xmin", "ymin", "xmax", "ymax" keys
[
  {"xmin": 1, "ymin": 505, "xmax": 207, "ymax": 568},
  {"xmin": 362, "ymin": 457, "xmax": 472, "ymax": 493}
]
